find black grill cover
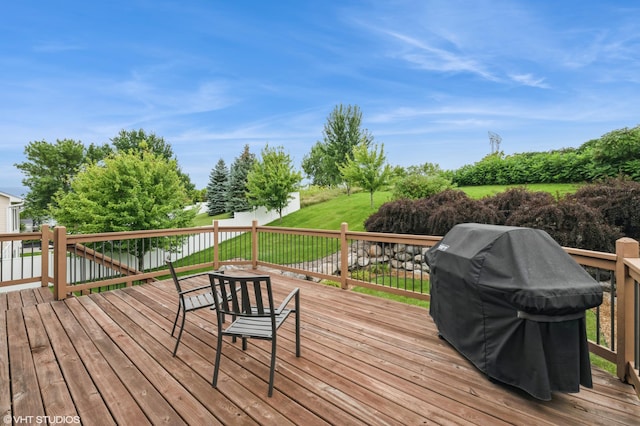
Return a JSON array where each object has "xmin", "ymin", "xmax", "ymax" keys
[{"xmin": 425, "ymin": 223, "xmax": 603, "ymax": 400}]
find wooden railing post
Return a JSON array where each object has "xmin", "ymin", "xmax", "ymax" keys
[
  {"xmin": 53, "ymin": 226, "xmax": 68, "ymax": 300},
  {"xmin": 340, "ymin": 222, "xmax": 348, "ymax": 290},
  {"xmin": 252, "ymin": 220, "xmax": 258, "ymax": 270},
  {"xmin": 615, "ymin": 237, "xmax": 639, "ymax": 382},
  {"xmin": 40, "ymin": 224, "xmax": 51, "ymax": 287},
  {"xmin": 213, "ymin": 220, "xmax": 220, "ymax": 270}
]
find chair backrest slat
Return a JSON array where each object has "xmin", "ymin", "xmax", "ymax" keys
[
  {"xmin": 253, "ymin": 280, "xmax": 265, "ymax": 314},
  {"xmin": 209, "ymin": 273, "xmax": 274, "ymax": 319}
]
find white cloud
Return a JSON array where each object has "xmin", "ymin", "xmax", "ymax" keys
[
  {"xmin": 509, "ymin": 73, "xmax": 550, "ymax": 89},
  {"xmin": 380, "ymin": 30, "xmax": 499, "ymax": 81}
]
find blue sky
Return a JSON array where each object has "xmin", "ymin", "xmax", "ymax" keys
[{"xmin": 2, "ymin": 1, "xmax": 640, "ymax": 196}]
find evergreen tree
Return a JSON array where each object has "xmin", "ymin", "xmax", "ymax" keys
[
  {"xmin": 206, "ymin": 158, "xmax": 229, "ymax": 216},
  {"xmin": 226, "ymin": 145, "xmax": 256, "ymax": 212}
]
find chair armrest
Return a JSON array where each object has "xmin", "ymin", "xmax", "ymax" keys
[
  {"xmin": 178, "ymin": 284, "xmax": 211, "ymax": 296},
  {"xmin": 276, "ymin": 287, "xmax": 300, "ymax": 313},
  {"xmin": 175, "ymin": 271, "xmax": 218, "ymax": 295},
  {"xmin": 177, "ymin": 272, "xmax": 210, "ymax": 283}
]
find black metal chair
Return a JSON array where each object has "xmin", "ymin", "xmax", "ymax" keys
[
  {"xmin": 167, "ymin": 258, "xmax": 217, "ymax": 356},
  {"xmin": 208, "ymin": 272, "xmax": 300, "ymax": 397}
]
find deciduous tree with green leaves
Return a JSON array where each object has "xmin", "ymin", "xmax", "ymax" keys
[
  {"xmin": 15, "ymin": 139, "xmax": 111, "ymax": 223},
  {"xmin": 206, "ymin": 158, "xmax": 229, "ymax": 216},
  {"xmin": 111, "ymin": 129, "xmax": 174, "ymax": 159},
  {"xmin": 303, "ymin": 104, "xmax": 373, "ymax": 191},
  {"xmin": 246, "ymin": 145, "xmax": 302, "ymax": 221},
  {"xmin": 111, "ymin": 129, "xmax": 197, "ymax": 201},
  {"xmin": 52, "ymin": 151, "xmax": 195, "ymax": 271},
  {"xmin": 301, "ymin": 142, "xmax": 334, "ymax": 186},
  {"xmin": 339, "ymin": 141, "xmax": 392, "ymax": 208}
]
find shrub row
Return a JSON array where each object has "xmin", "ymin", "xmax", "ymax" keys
[
  {"xmin": 449, "ymin": 125, "xmax": 640, "ymax": 186},
  {"xmin": 364, "ymin": 178, "xmax": 640, "ymax": 253}
]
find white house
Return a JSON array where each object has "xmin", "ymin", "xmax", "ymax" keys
[{"xmin": 0, "ymin": 191, "xmax": 23, "ymax": 258}]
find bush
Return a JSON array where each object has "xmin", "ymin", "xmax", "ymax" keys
[
  {"xmin": 392, "ymin": 174, "xmax": 455, "ymax": 200},
  {"xmin": 413, "ymin": 190, "xmax": 474, "ymax": 234},
  {"xmin": 426, "ymin": 201, "xmax": 499, "ymax": 236},
  {"xmin": 505, "ymin": 199, "xmax": 621, "ymax": 252},
  {"xmin": 569, "ymin": 177, "xmax": 640, "ymax": 240},
  {"xmin": 365, "ymin": 189, "xmax": 499, "ymax": 236},
  {"xmin": 364, "ymin": 198, "xmax": 421, "ymax": 234},
  {"xmin": 449, "ymin": 124, "xmax": 640, "ymax": 186},
  {"xmin": 365, "ymin": 185, "xmax": 626, "ymax": 252},
  {"xmin": 482, "ymin": 188, "xmax": 555, "ymax": 224}
]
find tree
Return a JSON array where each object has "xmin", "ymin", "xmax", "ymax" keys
[
  {"xmin": 301, "ymin": 141, "xmax": 334, "ymax": 186},
  {"xmin": 85, "ymin": 143, "xmax": 114, "ymax": 163},
  {"xmin": 52, "ymin": 151, "xmax": 195, "ymax": 271},
  {"xmin": 304, "ymin": 104, "xmax": 373, "ymax": 190},
  {"xmin": 111, "ymin": 129, "xmax": 175, "ymax": 159},
  {"xmin": 226, "ymin": 145, "xmax": 256, "ymax": 213},
  {"xmin": 15, "ymin": 139, "xmax": 110, "ymax": 223},
  {"xmin": 405, "ymin": 162, "xmax": 444, "ymax": 176},
  {"xmin": 206, "ymin": 159, "xmax": 229, "ymax": 216},
  {"xmin": 246, "ymin": 145, "xmax": 302, "ymax": 221},
  {"xmin": 111, "ymin": 129, "xmax": 197, "ymax": 200},
  {"xmin": 339, "ymin": 141, "xmax": 392, "ymax": 208}
]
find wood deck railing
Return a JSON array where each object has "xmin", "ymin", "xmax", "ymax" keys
[{"xmin": 1, "ymin": 221, "xmax": 639, "ymax": 396}]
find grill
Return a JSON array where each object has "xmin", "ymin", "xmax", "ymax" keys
[{"xmin": 425, "ymin": 223, "xmax": 603, "ymax": 400}]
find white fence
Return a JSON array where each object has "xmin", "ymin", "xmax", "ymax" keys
[{"xmin": 210, "ymin": 192, "xmax": 300, "ymax": 227}]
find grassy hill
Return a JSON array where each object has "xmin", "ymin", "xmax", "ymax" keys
[
  {"xmin": 265, "ymin": 182, "xmax": 581, "ymax": 230},
  {"xmin": 193, "ymin": 183, "xmax": 581, "ymax": 229},
  {"xmin": 269, "ymin": 191, "xmax": 392, "ymax": 231}
]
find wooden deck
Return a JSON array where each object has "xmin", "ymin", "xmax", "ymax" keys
[{"xmin": 2, "ymin": 271, "xmax": 640, "ymax": 425}]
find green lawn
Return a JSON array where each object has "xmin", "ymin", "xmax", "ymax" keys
[
  {"xmin": 192, "ymin": 210, "xmax": 231, "ymax": 227},
  {"xmin": 272, "ymin": 182, "xmax": 582, "ymax": 230},
  {"xmin": 269, "ymin": 191, "xmax": 393, "ymax": 231},
  {"xmin": 459, "ymin": 183, "xmax": 582, "ymax": 199},
  {"xmin": 192, "ymin": 183, "xmax": 581, "ymax": 230}
]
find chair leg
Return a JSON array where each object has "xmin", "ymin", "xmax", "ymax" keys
[
  {"xmin": 212, "ymin": 333, "xmax": 224, "ymax": 388},
  {"xmin": 295, "ymin": 311, "xmax": 301, "ymax": 357},
  {"xmin": 172, "ymin": 310, "xmax": 187, "ymax": 357},
  {"xmin": 295, "ymin": 293, "xmax": 301, "ymax": 357},
  {"xmin": 171, "ymin": 306, "xmax": 181, "ymax": 336},
  {"xmin": 268, "ymin": 338, "xmax": 277, "ymax": 397}
]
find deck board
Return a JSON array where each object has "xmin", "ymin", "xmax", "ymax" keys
[
  {"xmin": 61, "ymin": 297, "xmax": 186, "ymax": 425},
  {"xmin": 6, "ymin": 308, "xmax": 45, "ymax": 419},
  {"xmin": 0, "ymin": 311, "xmax": 9, "ymax": 421},
  {"xmin": 38, "ymin": 302, "xmax": 117, "ymax": 424},
  {"xmin": 2, "ymin": 271, "xmax": 640, "ymax": 425},
  {"xmin": 0, "ymin": 286, "xmax": 54, "ymax": 312},
  {"xmin": 22, "ymin": 304, "xmax": 78, "ymax": 420}
]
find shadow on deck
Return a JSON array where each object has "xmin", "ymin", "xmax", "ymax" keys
[{"xmin": 1, "ymin": 271, "xmax": 639, "ymax": 425}]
